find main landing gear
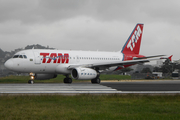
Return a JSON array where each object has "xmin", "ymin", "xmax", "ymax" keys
[
  {"xmin": 91, "ymin": 69, "xmax": 101, "ymax": 84},
  {"xmin": 91, "ymin": 78, "xmax": 101, "ymax": 84},
  {"xmin": 64, "ymin": 75, "xmax": 72, "ymax": 84},
  {"xmin": 28, "ymin": 73, "xmax": 35, "ymax": 84}
]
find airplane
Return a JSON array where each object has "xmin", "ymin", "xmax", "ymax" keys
[{"xmin": 4, "ymin": 23, "xmax": 168, "ymax": 84}]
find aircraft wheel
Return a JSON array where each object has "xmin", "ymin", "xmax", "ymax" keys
[
  {"xmin": 63, "ymin": 78, "xmax": 67, "ymax": 83},
  {"xmin": 91, "ymin": 79, "xmax": 97, "ymax": 84},
  {"xmin": 31, "ymin": 80, "xmax": 34, "ymax": 84},
  {"xmin": 96, "ymin": 78, "xmax": 101, "ymax": 84},
  {"xmin": 68, "ymin": 78, "xmax": 72, "ymax": 83},
  {"xmin": 91, "ymin": 79, "xmax": 95, "ymax": 83},
  {"xmin": 28, "ymin": 80, "xmax": 34, "ymax": 84},
  {"xmin": 91, "ymin": 78, "xmax": 100, "ymax": 84},
  {"xmin": 28, "ymin": 80, "xmax": 31, "ymax": 84},
  {"xmin": 64, "ymin": 78, "xmax": 72, "ymax": 84}
]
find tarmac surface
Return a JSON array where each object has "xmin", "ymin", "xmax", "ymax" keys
[
  {"xmin": 101, "ymin": 80, "xmax": 180, "ymax": 91},
  {"xmin": 1, "ymin": 80, "xmax": 180, "ymax": 95},
  {"xmin": 0, "ymin": 83, "xmax": 118, "ymax": 94}
]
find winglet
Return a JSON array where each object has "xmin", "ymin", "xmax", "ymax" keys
[
  {"xmin": 161, "ymin": 55, "xmax": 173, "ymax": 61},
  {"xmin": 168, "ymin": 55, "xmax": 173, "ymax": 61}
]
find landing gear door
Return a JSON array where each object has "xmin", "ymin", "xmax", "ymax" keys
[{"xmin": 33, "ymin": 51, "xmax": 41, "ymax": 64}]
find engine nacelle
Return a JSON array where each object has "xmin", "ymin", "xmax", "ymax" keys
[
  {"xmin": 35, "ymin": 74, "xmax": 57, "ymax": 80},
  {"xmin": 71, "ymin": 68, "xmax": 98, "ymax": 80}
]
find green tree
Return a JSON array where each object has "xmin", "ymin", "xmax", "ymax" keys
[
  {"xmin": 141, "ymin": 67, "xmax": 152, "ymax": 73},
  {"xmin": 161, "ymin": 59, "xmax": 174, "ymax": 73},
  {"xmin": 121, "ymin": 67, "xmax": 133, "ymax": 73},
  {"xmin": 153, "ymin": 66, "xmax": 162, "ymax": 72}
]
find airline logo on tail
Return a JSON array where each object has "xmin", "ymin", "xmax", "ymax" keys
[
  {"xmin": 122, "ymin": 23, "xmax": 144, "ymax": 55},
  {"xmin": 127, "ymin": 25, "xmax": 142, "ymax": 51}
]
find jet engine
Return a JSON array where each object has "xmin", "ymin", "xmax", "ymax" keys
[
  {"xmin": 71, "ymin": 67, "xmax": 98, "ymax": 80},
  {"xmin": 35, "ymin": 74, "xmax": 57, "ymax": 80}
]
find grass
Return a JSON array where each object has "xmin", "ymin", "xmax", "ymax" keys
[
  {"xmin": 100, "ymin": 74, "xmax": 131, "ymax": 80},
  {"xmin": 0, "ymin": 94, "xmax": 180, "ymax": 120},
  {"xmin": 0, "ymin": 75, "xmax": 179, "ymax": 119},
  {"xmin": 0, "ymin": 74, "xmax": 131, "ymax": 83}
]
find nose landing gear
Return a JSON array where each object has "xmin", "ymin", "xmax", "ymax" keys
[{"xmin": 28, "ymin": 73, "xmax": 35, "ymax": 84}]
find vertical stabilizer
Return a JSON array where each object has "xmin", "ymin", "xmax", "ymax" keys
[{"xmin": 121, "ymin": 23, "xmax": 144, "ymax": 55}]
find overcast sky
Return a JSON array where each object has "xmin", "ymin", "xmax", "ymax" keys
[{"xmin": 0, "ymin": 0, "xmax": 180, "ymax": 60}]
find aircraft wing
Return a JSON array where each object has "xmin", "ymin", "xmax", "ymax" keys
[
  {"xmin": 67, "ymin": 57, "xmax": 163, "ymax": 70},
  {"xmin": 133, "ymin": 55, "xmax": 165, "ymax": 60},
  {"xmin": 92, "ymin": 55, "xmax": 168, "ymax": 68},
  {"xmin": 92, "ymin": 58, "xmax": 152, "ymax": 68}
]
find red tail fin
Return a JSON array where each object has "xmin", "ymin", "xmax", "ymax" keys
[{"xmin": 121, "ymin": 23, "xmax": 144, "ymax": 54}]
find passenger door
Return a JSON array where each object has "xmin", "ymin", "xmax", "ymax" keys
[{"xmin": 33, "ymin": 51, "xmax": 41, "ymax": 64}]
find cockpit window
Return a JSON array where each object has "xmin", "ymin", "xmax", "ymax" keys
[
  {"xmin": 13, "ymin": 54, "xmax": 27, "ymax": 59},
  {"xmin": 23, "ymin": 55, "xmax": 27, "ymax": 59},
  {"xmin": 19, "ymin": 55, "xmax": 23, "ymax": 58},
  {"xmin": 13, "ymin": 55, "xmax": 19, "ymax": 58}
]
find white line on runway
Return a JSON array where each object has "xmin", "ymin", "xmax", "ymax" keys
[
  {"xmin": 1, "ymin": 83, "xmax": 180, "ymax": 94},
  {"xmin": 0, "ymin": 83, "xmax": 120, "ymax": 94}
]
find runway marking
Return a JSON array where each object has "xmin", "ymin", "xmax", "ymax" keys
[
  {"xmin": 0, "ymin": 83, "xmax": 121, "ymax": 94},
  {"xmin": 1, "ymin": 81, "xmax": 180, "ymax": 94}
]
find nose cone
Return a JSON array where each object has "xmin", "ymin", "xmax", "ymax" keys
[{"xmin": 4, "ymin": 59, "xmax": 14, "ymax": 70}]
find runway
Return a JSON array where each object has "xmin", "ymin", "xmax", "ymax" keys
[
  {"xmin": 101, "ymin": 80, "xmax": 180, "ymax": 91},
  {"xmin": 0, "ymin": 83, "xmax": 119, "ymax": 94},
  {"xmin": 1, "ymin": 80, "xmax": 180, "ymax": 95}
]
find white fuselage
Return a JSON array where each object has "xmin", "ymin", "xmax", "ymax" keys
[{"xmin": 5, "ymin": 49, "xmax": 124, "ymax": 74}]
